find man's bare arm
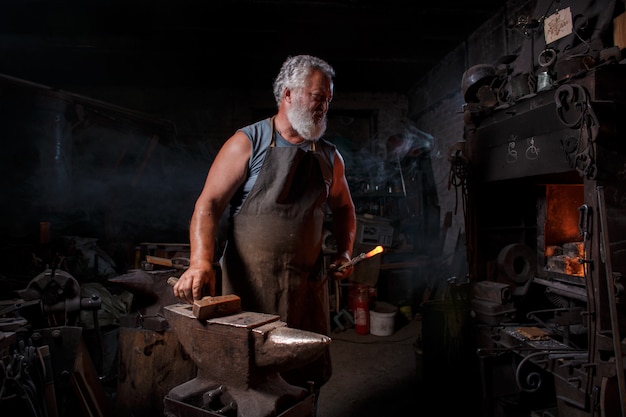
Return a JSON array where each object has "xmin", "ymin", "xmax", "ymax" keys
[{"xmin": 173, "ymin": 132, "xmax": 251, "ymax": 302}]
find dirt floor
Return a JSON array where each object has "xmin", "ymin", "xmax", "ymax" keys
[
  {"xmin": 317, "ymin": 314, "xmax": 423, "ymax": 417},
  {"xmin": 317, "ymin": 310, "xmax": 483, "ymax": 417}
]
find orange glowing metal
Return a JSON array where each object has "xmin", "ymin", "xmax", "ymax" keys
[
  {"xmin": 366, "ymin": 245, "xmax": 384, "ymax": 258},
  {"xmin": 337, "ymin": 245, "xmax": 384, "ymax": 271}
]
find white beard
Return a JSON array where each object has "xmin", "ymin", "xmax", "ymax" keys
[{"xmin": 287, "ymin": 99, "xmax": 327, "ymax": 141}]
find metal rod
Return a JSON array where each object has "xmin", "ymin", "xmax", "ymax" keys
[
  {"xmin": 597, "ymin": 186, "xmax": 626, "ymax": 416},
  {"xmin": 337, "ymin": 253, "xmax": 367, "ymax": 271},
  {"xmin": 397, "ymin": 155, "xmax": 407, "ymax": 197},
  {"xmin": 318, "ymin": 251, "xmax": 376, "ymax": 292}
]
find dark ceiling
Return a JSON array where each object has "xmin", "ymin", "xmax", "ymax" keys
[{"xmin": 0, "ymin": 1, "xmax": 505, "ymax": 94}]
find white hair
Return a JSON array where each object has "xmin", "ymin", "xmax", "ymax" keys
[{"xmin": 272, "ymin": 55, "xmax": 335, "ymax": 106}]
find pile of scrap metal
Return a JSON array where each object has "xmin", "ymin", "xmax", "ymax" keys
[{"xmin": 0, "ymin": 267, "xmax": 112, "ymax": 417}]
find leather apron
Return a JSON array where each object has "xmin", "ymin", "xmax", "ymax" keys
[{"xmin": 221, "ymin": 118, "xmax": 332, "ymax": 388}]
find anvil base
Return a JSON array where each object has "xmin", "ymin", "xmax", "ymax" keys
[{"xmin": 163, "ymin": 374, "xmax": 314, "ymax": 417}]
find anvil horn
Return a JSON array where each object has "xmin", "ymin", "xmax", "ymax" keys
[{"xmin": 253, "ymin": 324, "xmax": 332, "ymax": 371}]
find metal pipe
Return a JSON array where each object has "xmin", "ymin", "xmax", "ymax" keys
[
  {"xmin": 38, "ymin": 345, "xmax": 58, "ymax": 417},
  {"xmin": 397, "ymin": 155, "xmax": 407, "ymax": 197},
  {"xmin": 597, "ymin": 186, "xmax": 626, "ymax": 416}
]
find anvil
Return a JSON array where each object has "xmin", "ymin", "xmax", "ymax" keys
[{"xmin": 163, "ymin": 303, "xmax": 332, "ymax": 417}]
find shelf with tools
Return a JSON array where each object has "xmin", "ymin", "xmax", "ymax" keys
[
  {"xmin": 347, "ymin": 150, "xmax": 442, "ymax": 317},
  {"xmin": 347, "ymin": 150, "xmax": 440, "ymax": 254}
]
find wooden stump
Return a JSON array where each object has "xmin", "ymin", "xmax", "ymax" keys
[{"xmin": 116, "ymin": 327, "xmax": 196, "ymax": 417}]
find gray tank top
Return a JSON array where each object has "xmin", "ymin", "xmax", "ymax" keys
[{"xmin": 228, "ymin": 117, "xmax": 336, "ymax": 216}]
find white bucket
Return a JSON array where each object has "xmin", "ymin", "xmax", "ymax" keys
[{"xmin": 369, "ymin": 301, "xmax": 397, "ymax": 336}]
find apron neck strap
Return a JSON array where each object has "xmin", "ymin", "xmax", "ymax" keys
[{"xmin": 270, "ymin": 116, "xmax": 277, "ymax": 147}]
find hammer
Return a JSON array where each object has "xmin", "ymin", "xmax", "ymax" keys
[{"xmin": 167, "ymin": 276, "xmax": 241, "ymax": 320}]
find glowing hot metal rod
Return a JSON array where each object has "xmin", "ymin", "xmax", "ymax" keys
[
  {"xmin": 318, "ymin": 245, "xmax": 384, "ymax": 291},
  {"xmin": 336, "ymin": 245, "xmax": 384, "ymax": 271}
]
